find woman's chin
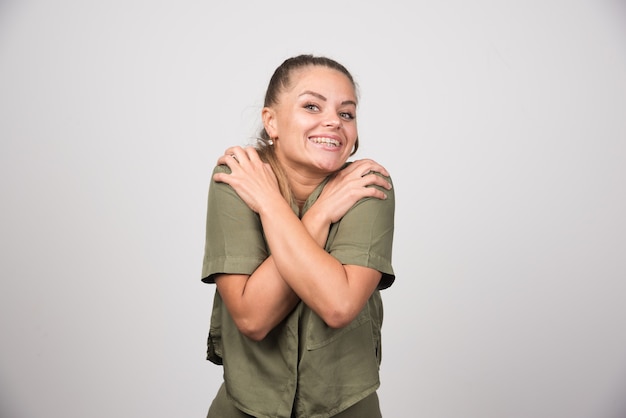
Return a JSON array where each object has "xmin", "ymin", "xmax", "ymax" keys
[{"xmin": 313, "ymin": 158, "xmax": 345, "ymax": 174}]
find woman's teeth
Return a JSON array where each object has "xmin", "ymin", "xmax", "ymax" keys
[{"xmin": 309, "ymin": 137, "xmax": 340, "ymax": 147}]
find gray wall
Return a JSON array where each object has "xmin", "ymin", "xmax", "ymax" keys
[{"xmin": 1, "ymin": 1, "xmax": 625, "ymax": 417}]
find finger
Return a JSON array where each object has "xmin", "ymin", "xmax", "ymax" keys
[
  {"xmin": 364, "ymin": 186, "xmax": 388, "ymax": 200},
  {"xmin": 223, "ymin": 145, "xmax": 244, "ymax": 155},
  {"xmin": 216, "ymin": 153, "xmax": 239, "ymax": 166},
  {"xmin": 348, "ymin": 159, "xmax": 390, "ymax": 178},
  {"xmin": 362, "ymin": 172, "xmax": 393, "ymax": 190},
  {"xmin": 364, "ymin": 159, "xmax": 390, "ymax": 177},
  {"xmin": 213, "ymin": 171, "xmax": 227, "ymax": 183},
  {"xmin": 360, "ymin": 164, "xmax": 389, "ymax": 178},
  {"xmin": 230, "ymin": 145, "xmax": 262, "ymax": 165},
  {"xmin": 242, "ymin": 146, "xmax": 262, "ymax": 163},
  {"xmin": 223, "ymin": 146, "xmax": 248, "ymax": 164},
  {"xmin": 216, "ymin": 152, "xmax": 235, "ymax": 165}
]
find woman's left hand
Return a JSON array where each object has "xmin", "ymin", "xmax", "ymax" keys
[
  {"xmin": 312, "ymin": 158, "xmax": 392, "ymax": 224},
  {"xmin": 213, "ymin": 146, "xmax": 281, "ymax": 213}
]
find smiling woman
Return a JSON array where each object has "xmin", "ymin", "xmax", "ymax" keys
[{"xmin": 200, "ymin": 55, "xmax": 396, "ymax": 418}]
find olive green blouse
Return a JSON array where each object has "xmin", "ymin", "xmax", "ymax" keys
[{"xmin": 201, "ymin": 164, "xmax": 395, "ymax": 418}]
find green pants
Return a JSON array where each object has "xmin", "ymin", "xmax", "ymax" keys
[{"xmin": 207, "ymin": 382, "xmax": 382, "ymax": 418}]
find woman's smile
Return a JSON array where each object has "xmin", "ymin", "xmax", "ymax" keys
[{"xmin": 308, "ymin": 135, "xmax": 342, "ymax": 148}]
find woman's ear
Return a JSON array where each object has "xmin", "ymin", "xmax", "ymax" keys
[{"xmin": 262, "ymin": 107, "xmax": 278, "ymax": 138}]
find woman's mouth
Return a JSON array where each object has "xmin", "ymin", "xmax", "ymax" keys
[{"xmin": 308, "ymin": 137, "xmax": 340, "ymax": 147}]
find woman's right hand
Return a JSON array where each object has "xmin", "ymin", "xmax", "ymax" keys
[
  {"xmin": 213, "ymin": 146, "xmax": 282, "ymax": 214},
  {"xmin": 312, "ymin": 159, "xmax": 392, "ymax": 224}
]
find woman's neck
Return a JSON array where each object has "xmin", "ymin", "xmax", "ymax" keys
[{"xmin": 283, "ymin": 167, "xmax": 327, "ymax": 208}]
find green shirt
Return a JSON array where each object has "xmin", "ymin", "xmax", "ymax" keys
[{"xmin": 201, "ymin": 163, "xmax": 395, "ymax": 418}]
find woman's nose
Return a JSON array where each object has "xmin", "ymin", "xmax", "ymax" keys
[{"xmin": 323, "ymin": 115, "xmax": 341, "ymax": 128}]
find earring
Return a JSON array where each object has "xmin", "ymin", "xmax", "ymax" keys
[{"xmin": 268, "ymin": 138, "xmax": 274, "ymax": 145}]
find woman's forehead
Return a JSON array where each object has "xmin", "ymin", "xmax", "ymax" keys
[{"xmin": 284, "ymin": 66, "xmax": 357, "ymax": 101}]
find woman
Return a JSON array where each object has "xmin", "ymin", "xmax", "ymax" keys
[{"xmin": 201, "ymin": 54, "xmax": 395, "ymax": 418}]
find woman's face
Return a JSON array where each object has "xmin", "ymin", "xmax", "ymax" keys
[{"xmin": 263, "ymin": 66, "xmax": 358, "ymax": 176}]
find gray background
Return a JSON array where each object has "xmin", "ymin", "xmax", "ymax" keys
[{"xmin": 1, "ymin": 1, "xmax": 626, "ymax": 417}]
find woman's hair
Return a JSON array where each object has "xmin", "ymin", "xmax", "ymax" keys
[{"xmin": 255, "ymin": 54, "xmax": 360, "ymax": 205}]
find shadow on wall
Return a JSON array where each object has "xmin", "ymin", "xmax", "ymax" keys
[{"xmin": 0, "ymin": 386, "xmax": 21, "ymax": 418}]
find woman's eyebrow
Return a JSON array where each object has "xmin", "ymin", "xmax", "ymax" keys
[
  {"xmin": 299, "ymin": 90, "xmax": 357, "ymax": 107},
  {"xmin": 299, "ymin": 90, "xmax": 326, "ymax": 101}
]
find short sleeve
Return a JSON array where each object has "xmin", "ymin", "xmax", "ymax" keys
[
  {"xmin": 327, "ymin": 173, "xmax": 395, "ymax": 289},
  {"xmin": 201, "ymin": 165, "xmax": 268, "ymax": 283}
]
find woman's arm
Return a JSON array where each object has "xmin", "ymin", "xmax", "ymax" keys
[
  {"xmin": 214, "ymin": 256, "xmax": 299, "ymax": 342},
  {"xmin": 259, "ymin": 168, "xmax": 389, "ymax": 329},
  {"xmin": 206, "ymin": 164, "xmax": 300, "ymax": 341},
  {"xmin": 214, "ymin": 147, "xmax": 393, "ymax": 329}
]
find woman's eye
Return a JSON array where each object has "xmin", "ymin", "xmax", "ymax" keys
[
  {"xmin": 304, "ymin": 104, "xmax": 319, "ymax": 111},
  {"xmin": 340, "ymin": 112, "xmax": 355, "ymax": 120}
]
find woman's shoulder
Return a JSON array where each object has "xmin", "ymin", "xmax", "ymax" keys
[{"xmin": 212, "ymin": 164, "xmax": 231, "ymax": 175}]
